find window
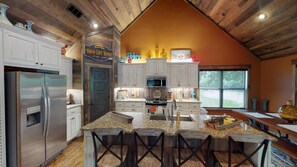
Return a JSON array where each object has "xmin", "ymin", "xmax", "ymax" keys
[{"xmin": 199, "ymin": 70, "xmax": 248, "ymax": 108}]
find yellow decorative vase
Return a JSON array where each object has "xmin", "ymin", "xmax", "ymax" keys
[
  {"xmin": 278, "ymin": 100, "xmax": 297, "ymax": 123},
  {"xmin": 160, "ymin": 49, "xmax": 167, "ymax": 58}
]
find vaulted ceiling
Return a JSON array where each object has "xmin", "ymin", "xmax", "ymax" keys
[
  {"xmin": 1, "ymin": 0, "xmax": 296, "ymax": 60},
  {"xmin": 186, "ymin": 0, "xmax": 297, "ymax": 60}
]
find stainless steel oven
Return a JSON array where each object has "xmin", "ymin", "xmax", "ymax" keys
[{"xmin": 145, "ymin": 98, "xmax": 167, "ymax": 114}]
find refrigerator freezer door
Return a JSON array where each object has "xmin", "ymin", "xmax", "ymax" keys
[
  {"xmin": 45, "ymin": 74, "xmax": 67, "ymax": 160},
  {"xmin": 19, "ymin": 72, "xmax": 46, "ymax": 167}
]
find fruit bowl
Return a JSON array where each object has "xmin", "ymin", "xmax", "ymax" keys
[{"xmin": 278, "ymin": 100, "xmax": 297, "ymax": 123}]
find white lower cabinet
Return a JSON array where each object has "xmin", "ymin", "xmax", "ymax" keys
[
  {"xmin": 67, "ymin": 106, "xmax": 82, "ymax": 142},
  {"xmin": 167, "ymin": 101, "xmax": 201, "ymax": 115},
  {"xmin": 177, "ymin": 102, "xmax": 201, "ymax": 115},
  {"xmin": 115, "ymin": 101, "xmax": 145, "ymax": 112}
]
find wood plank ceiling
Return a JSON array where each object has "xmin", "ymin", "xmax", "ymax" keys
[
  {"xmin": 186, "ymin": 0, "xmax": 297, "ymax": 60},
  {"xmin": 0, "ymin": 0, "xmax": 155, "ymax": 44},
  {"xmin": 1, "ymin": 0, "xmax": 296, "ymax": 60}
]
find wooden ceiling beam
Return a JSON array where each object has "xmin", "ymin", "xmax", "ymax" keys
[
  {"xmin": 7, "ymin": 7, "xmax": 78, "ymax": 43},
  {"xmin": 252, "ymin": 38, "xmax": 297, "ymax": 55},
  {"xmin": 259, "ymin": 47, "xmax": 297, "ymax": 60},
  {"xmin": 26, "ymin": 0, "xmax": 89, "ymax": 34}
]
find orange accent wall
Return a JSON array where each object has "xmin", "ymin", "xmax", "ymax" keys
[
  {"xmin": 121, "ymin": 0, "xmax": 261, "ymax": 108},
  {"xmin": 260, "ymin": 54, "xmax": 297, "ymax": 112}
]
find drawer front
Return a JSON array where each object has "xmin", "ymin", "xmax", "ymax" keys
[
  {"xmin": 176, "ymin": 103, "xmax": 189, "ymax": 109},
  {"xmin": 115, "ymin": 102, "xmax": 125, "ymax": 108},
  {"xmin": 125, "ymin": 102, "xmax": 144, "ymax": 108},
  {"xmin": 67, "ymin": 107, "xmax": 81, "ymax": 117},
  {"xmin": 115, "ymin": 108, "xmax": 126, "ymax": 112},
  {"xmin": 179, "ymin": 109, "xmax": 191, "ymax": 115},
  {"xmin": 125, "ymin": 108, "xmax": 143, "ymax": 112},
  {"xmin": 189, "ymin": 103, "xmax": 200, "ymax": 110}
]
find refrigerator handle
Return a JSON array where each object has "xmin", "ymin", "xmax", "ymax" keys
[
  {"xmin": 42, "ymin": 85, "xmax": 48, "ymax": 137},
  {"xmin": 46, "ymin": 93, "xmax": 51, "ymax": 136}
]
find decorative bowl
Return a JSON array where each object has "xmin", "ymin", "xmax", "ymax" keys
[{"xmin": 278, "ymin": 100, "xmax": 297, "ymax": 123}]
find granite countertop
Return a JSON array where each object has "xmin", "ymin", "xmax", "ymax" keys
[
  {"xmin": 167, "ymin": 99, "xmax": 201, "ymax": 103},
  {"xmin": 82, "ymin": 112, "xmax": 275, "ymax": 140},
  {"xmin": 67, "ymin": 104, "xmax": 82, "ymax": 109},
  {"xmin": 114, "ymin": 98, "xmax": 146, "ymax": 102}
]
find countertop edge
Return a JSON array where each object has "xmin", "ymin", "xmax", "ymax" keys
[{"xmin": 67, "ymin": 104, "xmax": 82, "ymax": 109}]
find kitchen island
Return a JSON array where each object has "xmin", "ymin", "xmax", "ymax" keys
[{"xmin": 82, "ymin": 112, "xmax": 275, "ymax": 166}]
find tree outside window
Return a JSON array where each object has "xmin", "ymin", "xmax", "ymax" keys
[{"xmin": 199, "ymin": 70, "xmax": 247, "ymax": 108}]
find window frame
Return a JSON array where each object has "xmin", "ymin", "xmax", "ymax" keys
[{"xmin": 199, "ymin": 69, "xmax": 248, "ymax": 109}]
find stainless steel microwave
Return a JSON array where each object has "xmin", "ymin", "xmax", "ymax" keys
[{"xmin": 147, "ymin": 77, "xmax": 166, "ymax": 87}]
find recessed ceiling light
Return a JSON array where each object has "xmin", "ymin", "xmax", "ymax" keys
[
  {"xmin": 258, "ymin": 13, "xmax": 267, "ymax": 20},
  {"xmin": 93, "ymin": 23, "xmax": 98, "ymax": 28}
]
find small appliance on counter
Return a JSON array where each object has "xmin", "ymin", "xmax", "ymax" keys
[
  {"xmin": 117, "ymin": 89, "xmax": 128, "ymax": 99},
  {"xmin": 67, "ymin": 93, "xmax": 73, "ymax": 104},
  {"xmin": 167, "ymin": 91, "xmax": 173, "ymax": 100}
]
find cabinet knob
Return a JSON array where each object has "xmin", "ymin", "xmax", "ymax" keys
[
  {"xmin": 36, "ymin": 62, "xmax": 38, "ymax": 64},
  {"xmin": 41, "ymin": 63, "xmax": 43, "ymax": 65}
]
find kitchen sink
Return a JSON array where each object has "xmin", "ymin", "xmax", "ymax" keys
[{"xmin": 149, "ymin": 115, "xmax": 193, "ymax": 122}]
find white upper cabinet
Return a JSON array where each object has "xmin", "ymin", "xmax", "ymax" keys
[
  {"xmin": 60, "ymin": 57, "xmax": 73, "ymax": 89},
  {"xmin": 135, "ymin": 64, "xmax": 145, "ymax": 87},
  {"xmin": 118, "ymin": 63, "xmax": 145, "ymax": 87},
  {"xmin": 187, "ymin": 63, "xmax": 199, "ymax": 87},
  {"xmin": 168, "ymin": 64, "xmax": 180, "ymax": 86},
  {"xmin": 118, "ymin": 63, "xmax": 129, "ymax": 87},
  {"xmin": 1, "ymin": 23, "xmax": 61, "ymax": 71},
  {"xmin": 39, "ymin": 42, "xmax": 60, "ymax": 70},
  {"xmin": 146, "ymin": 58, "xmax": 167, "ymax": 76},
  {"xmin": 168, "ymin": 62, "xmax": 199, "ymax": 88},
  {"xmin": 3, "ymin": 30, "xmax": 38, "ymax": 68}
]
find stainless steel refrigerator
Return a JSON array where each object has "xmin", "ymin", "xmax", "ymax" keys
[{"xmin": 5, "ymin": 71, "xmax": 67, "ymax": 167}]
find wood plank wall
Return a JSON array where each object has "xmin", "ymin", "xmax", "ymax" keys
[
  {"xmin": 83, "ymin": 26, "xmax": 120, "ymax": 124},
  {"xmin": 66, "ymin": 40, "xmax": 83, "ymax": 89}
]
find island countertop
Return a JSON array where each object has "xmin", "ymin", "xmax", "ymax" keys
[{"xmin": 82, "ymin": 112, "xmax": 275, "ymax": 140}]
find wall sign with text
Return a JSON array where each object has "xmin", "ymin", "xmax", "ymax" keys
[{"xmin": 84, "ymin": 44, "xmax": 113, "ymax": 64}]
